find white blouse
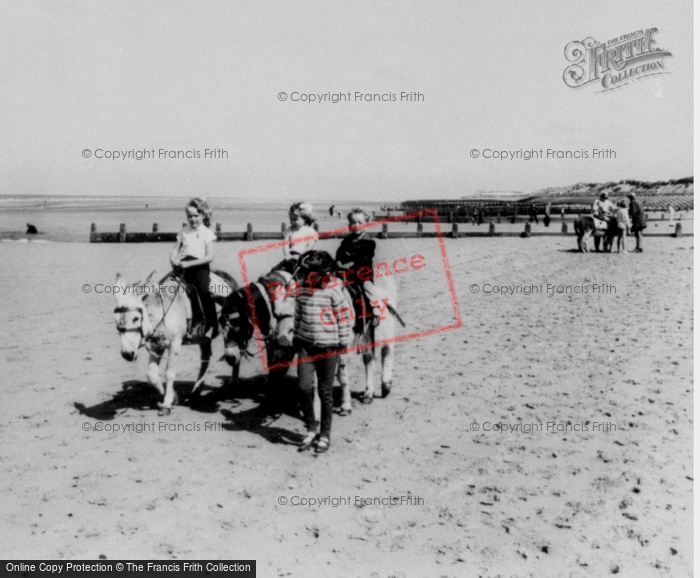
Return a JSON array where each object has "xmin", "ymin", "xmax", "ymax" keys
[
  {"xmin": 177, "ymin": 225, "xmax": 217, "ymax": 259},
  {"xmin": 284, "ymin": 225, "xmax": 318, "ymax": 258}
]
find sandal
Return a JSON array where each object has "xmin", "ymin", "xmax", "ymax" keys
[
  {"xmin": 315, "ymin": 437, "xmax": 330, "ymax": 453},
  {"xmin": 298, "ymin": 432, "xmax": 319, "ymax": 452}
]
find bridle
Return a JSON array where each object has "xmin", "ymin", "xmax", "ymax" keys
[
  {"xmin": 113, "ymin": 281, "xmax": 182, "ymax": 348},
  {"xmin": 114, "ymin": 305, "xmax": 147, "ymax": 335},
  {"xmin": 220, "ymin": 280, "xmax": 294, "ymax": 357},
  {"xmin": 219, "ymin": 299, "xmax": 257, "ymax": 358}
]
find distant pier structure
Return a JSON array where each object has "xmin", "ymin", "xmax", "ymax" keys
[{"xmin": 396, "ymin": 192, "xmax": 693, "ymax": 222}]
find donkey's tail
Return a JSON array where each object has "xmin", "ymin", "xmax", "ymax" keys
[{"xmin": 386, "ymin": 303, "xmax": 406, "ymax": 328}]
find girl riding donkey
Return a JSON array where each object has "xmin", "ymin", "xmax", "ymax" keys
[
  {"xmin": 335, "ymin": 207, "xmax": 384, "ymax": 328},
  {"xmin": 272, "ymin": 202, "xmax": 320, "ymax": 275},
  {"xmin": 170, "ymin": 197, "xmax": 218, "ymax": 340},
  {"xmin": 335, "ymin": 208, "xmax": 403, "ymax": 405},
  {"xmin": 113, "ymin": 198, "xmax": 238, "ymax": 416}
]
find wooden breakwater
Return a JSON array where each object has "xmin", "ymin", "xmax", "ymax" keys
[{"xmin": 89, "ymin": 221, "xmax": 690, "ymax": 242}]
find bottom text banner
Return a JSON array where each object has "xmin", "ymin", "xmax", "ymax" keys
[{"xmin": 2, "ymin": 561, "xmax": 256, "ymax": 577}]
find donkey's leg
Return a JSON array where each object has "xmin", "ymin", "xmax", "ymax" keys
[
  {"xmin": 361, "ymin": 350, "xmax": 376, "ymax": 404},
  {"xmin": 159, "ymin": 338, "xmax": 181, "ymax": 416},
  {"xmin": 606, "ymin": 233, "xmax": 615, "ymax": 252},
  {"xmin": 379, "ymin": 343, "xmax": 394, "ymax": 398},
  {"xmin": 581, "ymin": 230, "xmax": 591, "ymax": 253},
  {"xmin": 146, "ymin": 352, "xmax": 165, "ymax": 399},
  {"xmin": 230, "ymin": 359, "xmax": 240, "ymax": 386},
  {"xmin": 192, "ymin": 338, "xmax": 212, "ymax": 393},
  {"xmin": 336, "ymin": 355, "xmax": 352, "ymax": 415}
]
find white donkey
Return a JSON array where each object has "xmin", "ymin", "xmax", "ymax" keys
[
  {"xmin": 113, "ymin": 271, "xmax": 236, "ymax": 416},
  {"xmin": 335, "ymin": 273, "xmax": 400, "ymax": 413}
]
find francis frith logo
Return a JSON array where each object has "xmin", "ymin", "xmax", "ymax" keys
[{"xmin": 563, "ymin": 28, "xmax": 672, "ymax": 92}]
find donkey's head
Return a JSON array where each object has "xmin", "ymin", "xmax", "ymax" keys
[
  {"xmin": 113, "ymin": 272, "xmax": 155, "ymax": 361},
  {"xmin": 219, "ymin": 287, "xmax": 254, "ymax": 367}
]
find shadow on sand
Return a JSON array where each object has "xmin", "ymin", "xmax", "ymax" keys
[
  {"xmin": 212, "ymin": 373, "xmax": 308, "ymax": 446},
  {"xmin": 74, "ymin": 379, "xmax": 171, "ymax": 420},
  {"xmin": 74, "ymin": 373, "xmax": 311, "ymax": 446},
  {"xmin": 557, "ymin": 248, "xmax": 617, "ymax": 254},
  {"xmin": 74, "ymin": 372, "xmax": 360, "ymax": 446}
]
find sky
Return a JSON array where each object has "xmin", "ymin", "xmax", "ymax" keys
[{"xmin": 0, "ymin": 0, "xmax": 693, "ymax": 202}]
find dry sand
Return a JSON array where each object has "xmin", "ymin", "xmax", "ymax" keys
[{"xmin": 0, "ymin": 234, "xmax": 693, "ymax": 577}]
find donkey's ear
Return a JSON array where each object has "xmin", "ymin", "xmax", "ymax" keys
[
  {"xmin": 140, "ymin": 305, "xmax": 154, "ymax": 337},
  {"xmin": 141, "ymin": 270, "xmax": 157, "ymax": 301},
  {"xmin": 115, "ymin": 273, "xmax": 126, "ymax": 288}
]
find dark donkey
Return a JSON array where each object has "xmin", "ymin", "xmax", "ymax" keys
[
  {"xmin": 219, "ymin": 253, "xmax": 401, "ymax": 414},
  {"xmin": 219, "ymin": 269, "xmax": 297, "ymax": 385},
  {"xmin": 574, "ymin": 215, "xmax": 619, "ymax": 253}
]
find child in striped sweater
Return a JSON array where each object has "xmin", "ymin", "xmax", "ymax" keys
[{"xmin": 294, "ymin": 251, "xmax": 351, "ymax": 454}]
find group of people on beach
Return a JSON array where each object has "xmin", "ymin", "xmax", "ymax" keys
[
  {"xmin": 169, "ymin": 198, "xmax": 378, "ymax": 454},
  {"xmin": 592, "ymin": 191, "xmax": 647, "ymax": 253},
  {"xmin": 162, "ymin": 191, "xmax": 651, "ymax": 451}
]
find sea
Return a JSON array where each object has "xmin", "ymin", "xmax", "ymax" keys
[{"xmin": 0, "ymin": 195, "xmax": 394, "ymax": 243}]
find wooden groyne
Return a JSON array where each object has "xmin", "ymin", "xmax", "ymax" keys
[{"xmin": 89, "ymin": 221, "xmax": 690, "ymax": 242}]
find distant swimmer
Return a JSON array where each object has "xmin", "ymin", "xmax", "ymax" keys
[
  {"xmin": 26, "ymin": 223, "xmax": 38, "ymax": 235},
  {"xmin": 329, "ymin": 204, "xmax": 335, "ymax": 216}
]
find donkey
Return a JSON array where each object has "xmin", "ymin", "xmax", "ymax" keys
[
  {"xmin": 337, "ymin": 272, "xmax": 399, "ymax": 407},
  {"xmin": 113, "ymin": 270, "xmax": 238, "ymax": 415},
  {"xmin": 574, "ymin": 216, "xmax": 619, "ymax": 253},
  {"xmin": 220, "ymin": 257, "xmax": 402, "ymax": 415}
]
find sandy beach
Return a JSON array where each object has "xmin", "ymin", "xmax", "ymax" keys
[
  {"xmin": 0, "ymin": 0, "xmax": 694, "ymax": 573},
  {"xmin": 0, "ymin": 231, "xmax": 692, "ymax": 577}
]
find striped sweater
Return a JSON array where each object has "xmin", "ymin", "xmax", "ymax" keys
[{"xmin": 294, "ymin": 285, "xmax": 352, "ymax": 348}]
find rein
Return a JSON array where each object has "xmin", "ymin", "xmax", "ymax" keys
[
  {"xmin": 113, "ymin": 277, "xmax": 185, "ymax": 348},
  {"xmin": 253, "ymin": 281, "xmax": 278, "ymax": 337},
  {"xmin": 221, "ymin": 279, "xmax": 293, "ymax": 357}
]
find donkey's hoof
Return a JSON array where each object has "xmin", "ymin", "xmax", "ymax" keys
[
  {"xmin": 360, "ymin": 393, "xmax": 374, "ymax": 405},
  {"xmin": 381, "ymin": 381, "xmax": 392, "ymax": 398},
  {"xmin": 337, "ymin": 407, "xmax": 352, "ymax": 417},
  {"xmin": 158, "ymin": 407, "xmax": 172, "ymax": 417}
]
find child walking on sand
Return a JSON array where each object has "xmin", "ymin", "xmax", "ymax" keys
[
  {"xmin": 170, "ymin": 198, "xmax": 218, "ymax": 338},
  {"xmin": 615, "ymin": 199, "xmax": 632, "ymax": 254},
  {"xmin": 294, "ymin": 251, "xmax": 351, "ymax": 454}
]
